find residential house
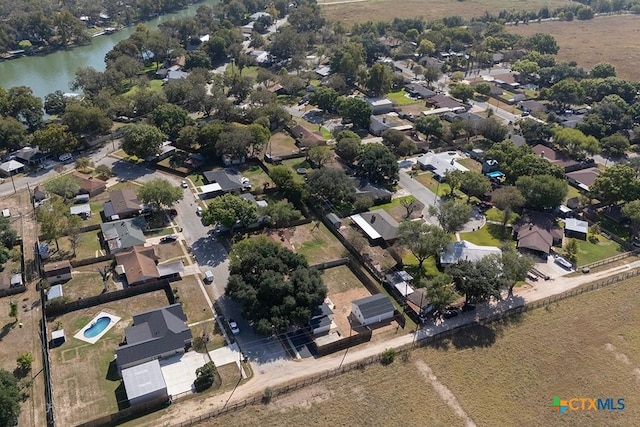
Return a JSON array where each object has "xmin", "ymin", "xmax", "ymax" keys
[
  {"xmin": 482, "ymin": 159, "xmax": 500, "ymax": 174},
  {"xmin": 115, "ymin": 246, "xmax": 160, "ymax": 286},
  {"xmin": 314, "ymin": 65, "xmax": 331, "ymax": 78},
  {"xmin": 0, "ymin": 159, "xmax": 25, "ymax": 176},
  {"xmin": 514, "ymin": 215, "xmax": 563, "ymax": 257},
  {"xmin": 419, "ymin": 56, "xmax": 444, "ymax": 68},
  {"xmin": 351, "ymin": 294, "xmax": 395, "ymax": 326},
  {"xmin": 492, "ymin": 73, "xmax": 520, "ymax": 90},
  {"xmin": 443, "ymin": 111, "xmax": 485, "ymax": 124},
  {"xmin": 70, "ymin": 204, "xmax": 91, "ymax": 219},
  {"xmin": 200, "ymin": 169, "xmax": 244, "ymax": 198},
  {"xmin": 417, "ymin": 152, "xmax": 468, "ymax": 181},
  {"xmin": 309, "ymin": 302, "xmax": 336, "ymax": 336},
  {"xmin": 103, "ymin": 189, "xmax": 142, "ymax": 220},
  {"xmin": 289, "ymin": 124, "xmax": 326, "ymax": 148},
  {"xmin": 115, "ymin": 304, "xmax": 192, "ymax": 373},
  {"xmin": 100, "ymin": 217, "xmax": 147, "ymax": 254},
  {"xmin": 350, "ymin": 209, "xmax": 399, "ymax": 245},
  {"xmin": 369, "ymin": 113, "xmax": 413, "ymax": 137},
  {"xmin": 43, "ymin": 261, "xmax": 72, "ymax": 284},
  {"xmin": 564, "ymin": 218, "xmax": 588, "ymax": 240},
  {"xmin": 425, "ymin": 94, "xmax": 467, "ymax": 111},
  {"xmin": 121, "ymin": 360, "xmax": 168, "ymax": 407},
  {"xmin": 404, "ymin": 83, "xmax": 435, "ymax": 100},
  {"xmin": 73, "ymin": 172, "xmax": 107, "ymax": 197},
  {"xmin": 14, "ymin": 147, "xmax": 47, "ymax": 165},
  {"xmin": 518, "ymin": 100, "xmax": 546, "ymax": 114},
  {"xmin": 532, "ymin": 144, "xmax": 590, "ymax": 173},
  {"xmin": 566, "ymin": 167, "xmax": 600, "ymax": 192},
  {"xmin": 440, "ymin": 240, "xmax": 502, "ymax": 265},
  {"xmin": 406, "ymin": 288, "xmax": 434, "ymax": 317},
  {"xmin": 366, "ymin": 97, "xmax": 394, "ymax": 115}
]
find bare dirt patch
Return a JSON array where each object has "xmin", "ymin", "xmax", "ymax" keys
[
  {"xmin": 508, "ymin": 15, "xmax": 640, "ymax": 81},
  {"xmin": 327, "ymin": 287, "xmax": 371, "ymax": 335}
]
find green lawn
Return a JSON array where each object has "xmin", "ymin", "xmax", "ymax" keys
[
  {"xmin": 123, "ymin": 79, "xmax": 163, "ymax": 96},
  {"xmin": 567, "ymin": 234, "xmax": 624, "ymax": 266},
  {"xmin": 460, "ymin": 224, "xmax": 513, "ymax": 247},
  {"xmin": 144, "ymin": 227, "xmax": 174, "ymax": 237},
  {"xmin": 457, "ymin": 157, "xmax": 481, "ymax": 173},
  {"xmin": 187, "ymin": 173, "xmax": 205, "ymax": 187},
  {"xmin": 279, "ymin": 158, "xmax": 312, "ymax": 183},
  {"xmin": 386, "ymin": 89, "xmax": 419, "ymax": 106},
  {"xmin": 484, "ymin": 207, "xmax": 519, "ymax": 225},
  {"xmin": 238, "ymin": 164, "xmax": 274, "ymax": 190},
  {"xmin": 564, "ymin": 185, "xmax": 581, "ymax": 203},
  {"xmin": 414, "ymin": 172, "xmax": 450, "ymax": 197},
  {"xmin": 374, "ymin": 195, "xmax": 418, "ymax": 211}
]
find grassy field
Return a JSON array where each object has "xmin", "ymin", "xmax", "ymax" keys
[
  {"xmin": 268, "ymin": 132, "xmax": 298, "ymax": 157},
  {"xmin": 320, "ymin": 0, "xmax": 568, "ymax": 26},
  {"xmin": 205, "ymin": 276, "xmax": 640, "ymax": 426},
  {"xmin": 460, "ymin": 223, "xmax": 513, "ymax": 247},
  {"xmin": 386, "ymin": 89, "xmax": 419, "ymax": 106},
  {"xmin": 289, "ymin": 222, "xmax": 345, "ymax": 264},
  {"xmin": 508, "ymin": 15, "xmax": 640, "ymax": 81},
  {"xmin": 567, "ymin": 234, "xmax": 624, "ymax": 267},
  {"xmin": 176, "ymin": 276, "xmax": 214, "ymax": 324},
  {"xmin": 321, "ymin": 265, "xmax": 367, "ymax": 294},
  {"xmin": 374, "ymin": 195, "xmax": 425, "ymax": 222}
]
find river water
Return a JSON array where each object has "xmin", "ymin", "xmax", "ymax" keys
[{"xmin": 0, "ymin": 0, "xmax": 218, "ymax": 101}]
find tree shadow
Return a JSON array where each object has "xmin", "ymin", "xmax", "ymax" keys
[
  {"xmin": 0, "ymin": 322, "xmax": 15, "ymax": 341},
  {"xmin": 105, "ymin": 360, "xmax": 120, "ymax": 382},
  {"xmin": 450, "ymin": 324, "xmax": 496, "ymax": 349}
]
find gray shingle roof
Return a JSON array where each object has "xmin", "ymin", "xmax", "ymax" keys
[
  {"xmin": 353, "ymin": 294, "xmax": 394, "ymax": 320},
  {"xmin": 202, "ymin": 169, "xmax": 243, "ymax": 192}
]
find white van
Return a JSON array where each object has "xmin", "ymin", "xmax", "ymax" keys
[{"xmin": 204, "ymin": 271, "xmax": 214, "ymax": 283}]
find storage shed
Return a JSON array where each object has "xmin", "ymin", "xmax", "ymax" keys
[{"xmin": 351, "ymin": 294, "xmax": 394, "ymax": 326}]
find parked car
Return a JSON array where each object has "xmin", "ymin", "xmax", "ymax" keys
[
  {"xmin": 181, "ymin": 180, "xmax": 188, "ymax": 188},
  {"xmin": 59, "ymin": 153, "xmax": 72, "ymax": 162},
  {"xmin": 160, "ymin": 235, "xmax": 178, "ymax": 243},
  {"xmin": 554, "ymin": 255, "xmax": 573, "ymax": 270},
  {"xmin": 196, "ymin": 206, "xmax": 203, "ymax": 216},
  {"xmin": 228, "ymin": 319, "xmax": 240, "ymax": 335},
  {"xmin": 204, "ymin": 270, "xmax": 214, "ymax": 283},
  {"xmin": 443, "ymin": 309, "xmax": 459, "ymax": 319}
]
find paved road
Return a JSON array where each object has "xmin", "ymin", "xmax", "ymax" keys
[{"xmin": 397, "ymin": 166, "xmax": 439, "ymax": 223}]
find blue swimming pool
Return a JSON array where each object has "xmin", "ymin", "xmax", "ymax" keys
[{"xmin": 83, "ymin": 317, "xmax": 111, "ymax": 338}]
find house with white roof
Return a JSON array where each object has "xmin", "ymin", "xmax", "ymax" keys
[
  {"xmin": 440, "ymin": 240, "xmax": 501, "ymax": 265},
  {"xmin": 417, "ymin": 152, "xmax": 468, "ymax": 181}
]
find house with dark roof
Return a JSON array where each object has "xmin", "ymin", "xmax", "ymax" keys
[
  {"xmin": 100, "ymin": 218, "xmax": 147, "ymax": 254},
  {"xmin": 202, "ymin": 169, "xmax": 244, "ymax": 194},
  {"xmin": 406, "ymin": 288, "xmax": 434, "ymax": 317},
  {"xmin": 514, "ymin": 214, "xmax": 563, "ymax": 257},
  {"xmin": 115, "ymin": 304, "xmax": 192, "ymax": 373},
  {"xmin": 532, "ymin": 144, "xmax": 594, "ymax": 173},
  {"xmin": 43, "ymin": 261, "xmax": 72, "ymax": 284},
  {"xmin": 14, "ymin": 147, "xmax": 47, "ymax": 165},
  {"xmin": 33, "ymin": 185, "xmax": 47, "ymax": 203},
  {"xmin": 289, "ymin": 124, "xmax": 326, "ymax": 148},
  {"xmin": 103, "ymin": 189, "xmax": 141, "ymax": 220},
  {"xmin": 73, "ymin": 172, "xmax": 107, "ymax": 197},
  {"xmin": 405, "ymin": 83, "xmax": 436, "ymax": 99},
  {"xmin": 566, "ymin": 167, "xmax": 600, "ymax": 192},
  {"xmin": 425, "ymin": 94, "xmax": 467, "ymax": 111},
  {"xmin": 309, "ymin": 303, "xmax": 336, "ymax": 336},
  {"xmin": 369, "ymin": 113, "xmax": 413, "ymax": 136},
  {"xmin": 351, "ymin": 294, "xmax": 394, "ymax": 326},
  {"xmin": 349, "ymin": 209, "xmax": 399, "ymax": 245}
]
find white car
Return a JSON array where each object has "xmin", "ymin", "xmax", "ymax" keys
[
  {"xmin": 554, "ymin": 255, "xmax": 573, "ymax": 270},
  {"xmin": 196, "ymin": 206, "xmax": 203, "ymax": 216},
  {"xmin": 228, "ymin": 319, "xmax": 240, "ymax": 335},
  {"xmin": 181, "ymin": 180, "xmax": 188, "ymax": 188}
]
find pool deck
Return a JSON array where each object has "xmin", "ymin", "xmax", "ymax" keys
[{"xmin": 73, "ymin": 312, "xmax": 121, "ymax": 344}]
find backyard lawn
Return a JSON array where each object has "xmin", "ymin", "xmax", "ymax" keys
[
  {"xmin": 268, "ymin": 132, "xmax": 298, "ymax": 157},
  {"xmin": 373, "ymin": 195, "xmax": 424, "ymax": 222},
  {"xmin": 50, "ymin": 230, "xmax": 103, "ymax": 261},
  {"xmin": 460, "ymin": 223, "xmax": 513, "ymax": 247},
  {"xmin": 321, "ymin": 265, "xmax": 367, "ymax": 294},
  {"xmin": 386, "ymin": 89, "xmax": 419, "ymax": 106},
  {"xmin": 568, "ymin": 234, "xmax": 624, "ymax": 266},
  {"xmin": 175, "ymin": 276, "xmax": 213, "ymax": 324},
  {"xmin": 49, "ymin": 290, "xmax": 171, "ymax": 426},
  {"xmin": 277, "ymin": 158, "xmax": 313, "ymax": 183},
  {"xmin": 414, "ymin": 172, "xmax": 451, "ymax": 198},
  {"xmin": 289, "ymin": 222, "xmax": 345, "ymax": 264},
  {"xmin": 237, "ymin": 164, "xmax": 274, "ymax": 190}
]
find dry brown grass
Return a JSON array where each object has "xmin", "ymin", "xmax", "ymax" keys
[
  {"xmin": 321, "ymin": 265, "xmax": 367, "ymax": 294},
  {"xmin": 190, "ymin": 277, "xmax": 640, "ymax": 427},
  {"xmin": 508, "ymin": 15, "xmax": 640, "ymax": 81},
  {"xmin": 200, "ymin": 357, "xmax": 463, "ymax": 427},
  {"xmin": 268, "ymin": 132, "xmax": 298, "ymax": 157},
  {"xmin": 320, "ymin": 0, "xmax": 568, "ymax": 26},
  {"xmin": 48, "ymin": 290, "xmax": 171, "ymax": 426},
  {"xmin": 176, "ymin": 276, "xmax": 214, "ymax": 324},
  {"xmin": 288, "ymin": 222, "xmax": 346, "ymax": 264}
]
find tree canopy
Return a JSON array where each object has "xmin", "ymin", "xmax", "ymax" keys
[
  {"xmin": 429, "ymin": 200, "xmax": 471, "ymax": 233},
  {"xmin": 121, "ymin": 124, "xmax": 167, "ymax": 159},
  {"xmin": 0, "ymin": 369, "xmax": 20, "ymax": 427},
  {"xmin": 356, "ymin": 144, "xmax": 399, "ymax": 185},
  {"xmin": 203, "ymin": 193, "xmax": 258, "ymax": 229},
  {"xmin": 306, "ymin": 168, "xmax": 355, "ymax": 212},
  {"xmin": 226, "ymin": 237, "xmax": 326, "ymax": 334},
  {"xmin": 137, "ymin": 178, "xmax": 183, "ymax": 211},
  {"xmin": 398, "ymin": 221, "xmax": 450, "ymax": 270},
  {"xmin": 516, "ymin": 174, "xmax": 568, "ymax": 210}
]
